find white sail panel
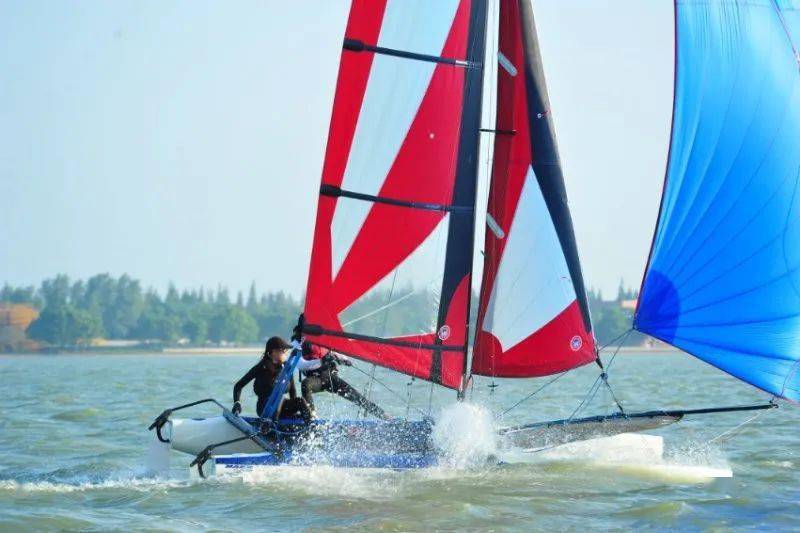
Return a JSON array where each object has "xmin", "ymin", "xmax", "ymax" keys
[
  {"xmin": 482, "ymin": 166, "xmax": 576, "ymax": 352},
  {"xmin": 338, "ymin": 212, "xmax": 450, "ymax": 338},
  {"xmin": 330, "ymin": 0, "xmax": 460, "ymax": 278}
]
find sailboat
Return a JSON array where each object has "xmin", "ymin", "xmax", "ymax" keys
[{"xmin": 149, "ymin": 0, "xmax": 798, "ymax": 476}]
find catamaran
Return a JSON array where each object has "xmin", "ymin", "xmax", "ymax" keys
[{"xmin": 149, "ymin": 0, "xmax": 799, "ymax": 476}]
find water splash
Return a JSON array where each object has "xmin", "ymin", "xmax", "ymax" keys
[
  {"xmin": 432, "ymin": 402, "xmax": 496, "ymax": 468},
  {"xmin": 144, "ymin": 434, "xmax": 171, "ymax": 475},
  {"xmin": 232, "ymin": 465, "xmax": 404, "ymax": 499},
  {"xmin": 0, "ymin": 474, "xmax": 195, "ymax": 494}
]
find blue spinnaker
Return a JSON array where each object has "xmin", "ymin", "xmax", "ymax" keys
[{"xmin": 636, "ymin": 0, "xmax": 800, "ymax": 401}]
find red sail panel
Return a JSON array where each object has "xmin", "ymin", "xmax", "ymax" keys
[
  {"xmin": 303, "ymin": 0, "xmax": 485, "ymax": 389},
  {"xmin": 472, "ymin": 0, "xmax": 595, "ymax": 378}
]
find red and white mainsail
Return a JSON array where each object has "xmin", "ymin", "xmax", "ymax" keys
[
  {"xmin": 302, "ymin": 0, "xmax": 487, "ymax": 389},
  {"xmin": 472, "ymin": 0, "xmax": 595, "ymax": 377}
]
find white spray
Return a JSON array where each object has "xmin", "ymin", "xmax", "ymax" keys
[{"xmin": 432, "ymin": 402, "xmax": 497, "ymax": 468}]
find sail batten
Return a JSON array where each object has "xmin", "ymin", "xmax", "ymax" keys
[
  {"xmin": 303, "ymin": 0, "xmax": 486, "ymax": 389},
  {"xmin": 636, "ymin": 0, "xmax": 800, "ymax": 402},
  {"xmin": 472, "ymin": 0, "xmax": 595, "ymax": 378},
  {"xmin": 343, "ymin": 39, "xmax": 479, "ymax": 68}
]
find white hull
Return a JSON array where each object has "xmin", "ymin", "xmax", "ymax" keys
[{"xmin": 168, "ymin": 416, "xmax": 264, "ymax": 456}]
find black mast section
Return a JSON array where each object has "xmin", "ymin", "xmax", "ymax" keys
[{"xmin": 431, "ymin": 0, "xmax": 489, "ymax": 392}]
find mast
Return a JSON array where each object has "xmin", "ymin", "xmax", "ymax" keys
[{"xmin": 433, "ymin": 0, "xmax": 488, "ymax": 393}]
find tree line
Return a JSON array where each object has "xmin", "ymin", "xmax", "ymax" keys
[
  {"xmin": 1, "ymin": 274, "xmax": 300, "ymax": 347},
  {"xmin": 1, "ymin": 274, "xmax": 642, "ymax": 349},
  {"xmin": 587, "ymin": 281, "xmax": 645, "ymax": 347}
]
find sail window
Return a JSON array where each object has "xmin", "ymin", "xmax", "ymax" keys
[
  {"xmin": 486, "ymin": 213, "xmax": 506, "ymax": 239},
  {"xmin": 497, "ymin": 51, "xmax": 517, "ymax": 76}
]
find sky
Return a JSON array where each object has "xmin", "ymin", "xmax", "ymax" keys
[{"xmin": 0, "ymin": 1, "xmax": 674, "ymax": 299}]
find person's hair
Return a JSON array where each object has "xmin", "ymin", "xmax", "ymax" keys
[{"xmin": 264, "ymin": 336, "xmax": 292, "ymax": 356}]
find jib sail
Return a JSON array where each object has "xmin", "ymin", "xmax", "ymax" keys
[
  {"xmin": 471, "ymin": 0, "xmax": 596, "ymax": 378},
  {"xmin": 302, "ymin": 0, "xmax": 487, "ymax": 389}
]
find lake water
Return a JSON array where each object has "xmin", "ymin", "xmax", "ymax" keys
[{"xmin": 1, "ymin": 352, "xmax": 798, "ymax": 531}]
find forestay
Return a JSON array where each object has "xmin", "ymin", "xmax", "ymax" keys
[
  {"xmin": 636, "ymin": 0, "xmax": 800, "ymax": 401},
  {"xmin": 302, "ymin": 0, "xmax": 487, "ymax": 389},
  {"xmin": 471, "ymin": 0, "xmax": 596, "ymax": 378}
]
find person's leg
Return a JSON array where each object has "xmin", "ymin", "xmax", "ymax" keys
[
  {"xmin": 257, "ymin": 396, "xmax": 285, "ymax": 419},
  {"xmin": 329, "ymin": 374, "xmax": 387, "ymax": 419},
  {"xmin": 278, "ymin": 397, "xmax": 313, "ymax": 423},
  {"xmin": 301, "ymin": 374, "xmax": 324, "ymax": 413}
]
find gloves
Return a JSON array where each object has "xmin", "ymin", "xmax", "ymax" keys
[
  {"xmin": 321, "ymin": 353, "xmax": 337, "ymax": 369},
  {"xmin": 338, "ymin": 356, "xmax": 353, "ymax": 367},
  {"xmin": 231, "ymin": 401, "xmax": 242, "ymax": 415}
]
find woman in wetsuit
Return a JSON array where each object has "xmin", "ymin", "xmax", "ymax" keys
[{"xmin": 231, "ymin": 336, "xmax": 321, "ymax": 419}]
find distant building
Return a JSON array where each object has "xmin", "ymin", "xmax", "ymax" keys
[
  {"xmin": 620, "ymin": 298, "xmax": 637, "ymax": 310},
  {"xmin": 0, "ymin": 304, "xmax": 40, "ymax": 352}
]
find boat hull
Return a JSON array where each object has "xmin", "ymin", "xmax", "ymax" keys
[
  {"xmin": 161, "ymin": 410, "xmax": 683, "ymax": 472},
  {"xmin": 169, "ymin": 415, "xmax": 435, "ymax": 458}
]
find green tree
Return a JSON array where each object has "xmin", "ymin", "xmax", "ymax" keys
[
  {"xmin": 110, "ymin": 274, "xmax": 144, "ymax": 338},
  {"xmin": 183, "ymin": 315, "xmax": 209, "ymax": 344},
  {"xmin": 0, "ymin": 284, "xmax": 39, "ymax": 306},
  {"xmin": 593, "ymin": 306, "xmax": 630, "ymax": 346},
  {"xmin": 215, "ymin": 286, "xmax": 230, "ymax": 306},
  {"xmin": 40, "ymin": 275, "xmax": 71, "ymax": 308},
  {"xmin": 209, "ymin": 305, "xmax": 258, "ymax": 344},
  {"xmin": 246, "ymin": 282, "xmax": 258, "ymax": 313},
  {"xmin": 134, "ymin": 306, "xmax": 181, "ymax": 343},
  {"xmin": 27, "ymin": 305, "xmax": 102, "ymax": 346}
]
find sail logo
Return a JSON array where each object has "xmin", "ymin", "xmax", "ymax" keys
[
  {"xmin": 570, "ymin": 335, "xmax": 583, "ymax": 351},
  {"xmin": 438, "ymin": 325, "xmax": 451, "ymax": 341}
]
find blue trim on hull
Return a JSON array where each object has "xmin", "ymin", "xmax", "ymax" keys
[{"xmin": 215, "ymin": 451, "xmax": 439, "ymax": 470}]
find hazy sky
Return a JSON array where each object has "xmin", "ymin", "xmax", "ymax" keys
[{"xmin": 0, "ymin": 1, "xmax": 674, "ymax": 299}]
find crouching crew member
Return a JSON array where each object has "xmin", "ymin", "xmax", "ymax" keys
[
  {"xmin": 231, "ymin": 336, "xmax": 321, "ymax": 421},
  {"xmin": 300, "ymin": 341, "xmax": 389, "ymax": 419}
]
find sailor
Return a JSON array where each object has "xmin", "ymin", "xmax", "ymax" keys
[
  {"xmin": 231, "ymin": 336, "xmax": 321, "ymax": 420},
  {"xmin": 299, "ymin": 340, "xmax": 389, "ymax": 419}
]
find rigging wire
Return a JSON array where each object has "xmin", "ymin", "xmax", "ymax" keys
[
  {"xmin": 427, "ymin": 380, "xmax": 435, "ymax": 417},
  {"xmin": 349, "ymin": 361, "xmax": 429, "ymax": 419},
  {"xmin": 359, "ymin": 363, "xmax": 377, "ymax": 419},
  {"xmin": 568, "ymin": 329, "xmax": 633, "ymax": 421},
  {"xmin": 706, "ymin": 408, "xmax": 767, "ymax": 445},
  {"xmin": 495, "ymin": 370, "xmax": 569, "ymax": 421},
  {"xmin": 493, "ymin": 328, "xmax": 636, "ymax": 420},
  {"xmin": 357, "ymin": 240, "xmax": 402, "ymax": 418},
  {"xmin": 405, "ymin": 377, "xmax": 415, "ymax": 420}
]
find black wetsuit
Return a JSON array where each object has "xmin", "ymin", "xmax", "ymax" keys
[
  {"xmin": 233, "ymin": 358, "xmax": 309, "ymax": 419},
  {"xmin": 301, "ymin": 365, "xmax": 386, "ymax": 419}
]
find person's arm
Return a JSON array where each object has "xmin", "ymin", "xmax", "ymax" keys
[
  {"xmin": 297, "ymin": 357, "xmax": 322, "ymax": 372},
  {"xmin": 233, "ymin": 364, "xmax": 259, "ymax": 403}
]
